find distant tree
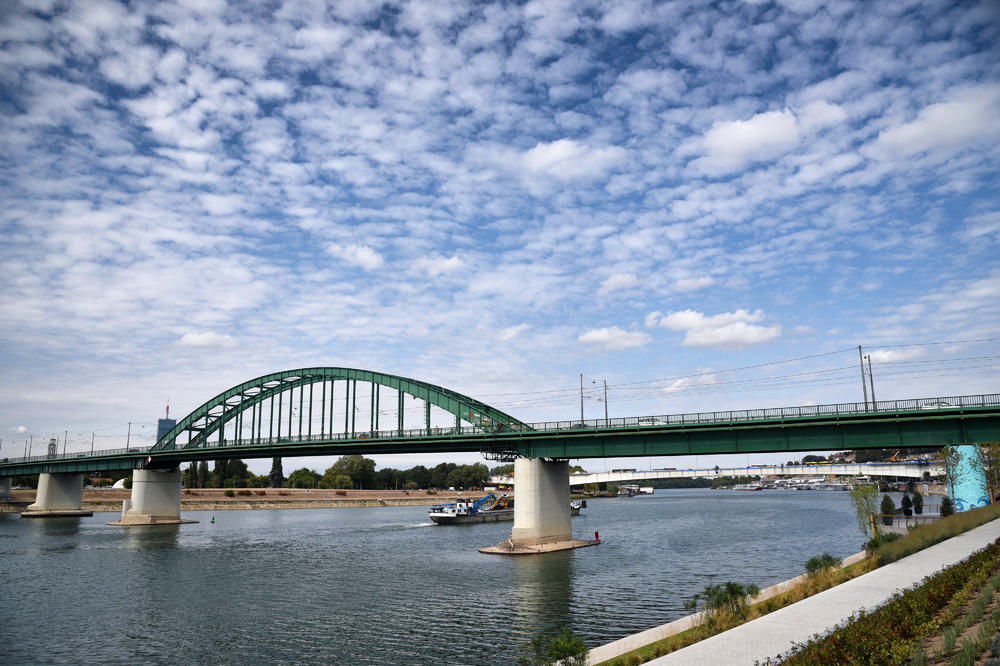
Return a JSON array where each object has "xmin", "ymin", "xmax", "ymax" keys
[
  {"xmin": 431, "ymin": 462, "xmax": 456, "ymax": 488},
  {"xmin": 939, "ymin": 445, "xmax": 967, "ymax": 497},
  {"xmin": 880, "ymin": 494, "xmax": 896, "ymax": 525},
  {"xmin": 269, "ymin": 457, "xmax": 284, "ymax": 488},
  {"xmin": 197, "ymin": 461, "xmax": 209, "ymax": 488},
  {"xmin": 569, "ymin": 464, "xmax": 587, "ymax": 474},
  {"xmin": 849, "ymin": 482, "xmax": 880, "ymax": 540},
  {"xmin": 333, "ymin": 474, "xmax": 352, "ymax": 490},
  {"xmin": 802, "ymin": 455, "xmax": 827, "ymax": 463},
  {"xmin": 490, "ymin": 463, "xmax": 514, "ymax": 476},
  {"xmin": 971, "ymin": 441, "xmax": 1000, "ymax": 504},
  {"xmin": 288, "ymin": 467, "xmax": 320, "ymax": 488},
  {"xmin": 403, "ymin": 480, "xmax": 418, "ymax": 491},
  {"xmin": 326, "ymin": 455, "xmax": 376, "ymax": 489}
]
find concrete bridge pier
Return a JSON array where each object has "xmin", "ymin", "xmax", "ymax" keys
[
  {"xmin": 480, "ymin": 457, "xmax": 598, "ymax": 555},
  {"xmin": 108, "ymin": 468, "xmax": 196, "ymax": 526},
  {"xmin": 22, "ymin": 473, "xmax": 93, "ymax": 517},
  {"xmin": 0, "ymin": 476, "xmax": 11, "ymax": 499}
]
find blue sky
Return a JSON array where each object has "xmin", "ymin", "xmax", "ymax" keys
[{"xmin": 1, "ymin": 0, "xmax": 999, "ymax": 475}]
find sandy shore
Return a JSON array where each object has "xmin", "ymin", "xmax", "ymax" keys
[{"xmin": 2, "ymin": 488, "xmax": 472, "ymax": 513}]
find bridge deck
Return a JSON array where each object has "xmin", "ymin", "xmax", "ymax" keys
[{"xmin": 1, "ymin": 394, "xmax": 998, "ymax": 476}]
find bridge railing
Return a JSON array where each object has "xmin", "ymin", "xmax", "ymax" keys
[{"xmin": 0, "ymin": 445, "xmax": 152, "ymax": 466}]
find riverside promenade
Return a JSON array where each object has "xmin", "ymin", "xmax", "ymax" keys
[{"xmin": 592, "ymin": 518, "xmax": 1000, "ymax": 666}]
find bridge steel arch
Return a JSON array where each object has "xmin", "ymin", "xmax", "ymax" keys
[{"xmin": 152, "ymin": 367, "xmax": 531, "ymax": 452}]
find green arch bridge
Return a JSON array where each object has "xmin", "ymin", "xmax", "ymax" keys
[{"xmin": 2, "ymin": 367, "xmax": 999, "ymax": 477}]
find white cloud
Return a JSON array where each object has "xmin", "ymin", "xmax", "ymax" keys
[
  {"xmin": 674, "ymin": 276, "xmax": 714, "ymax": 292},
  {"xmin": 866, "ymin": 348, "xmax": 924, "ymax": 363},
  {"xmin": 578, "ymin": 326, "xmax": 652, "ymax": 351},
  {"xmin": 876, "ymin": 85, "xmax": 1000, "ymax": 157},
  {"xmin": 599, "ymin": 273, "xmax": 638, "ymax": 294},
  {"xmin": 653, "ymin": 309, "xmax": 780, "ymax": 348},
  {"xmin": 796, "ymin": 100, "xmax": 847, "ymax": 131},
  {"xmin": 692, "ymin": 109, "xmax": 800, "ymax": 174},
  {"xmin": 497, "ymin": 324, "xmax": 530, "ymax": 341},
  {"xmin": 178, "ymin": 331, "xmax": 237, "ymax": 349},
  {"xmin": 10, "ymin": 425, "xmax": 28, "ymax": 433},
  {"xmin": 662, "ymin": 371, "xmax": 717, "ymax": 394},
  {"xmin": 412, "ymin": 255, "xmax": 465, "ymax": 276},
  {"xmin": 327, "ymin": 244, "xmax": 385, "ymax": 270},
  {"xmin": 522, "ymin": 139, "xmax": 626, "ymax": 180}
]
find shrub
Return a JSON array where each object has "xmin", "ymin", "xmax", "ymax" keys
[
  {"xmin": 805, "ymin": 553, "xmax": 842, "ymax": 575},
  {"xmin": 426, "ymin": 489, "xmax": 436, "ymax": 495},
  {"xmin": 865, "ymin": 532, "xmax": 902, "ymax": 553},
  {"xmin": 684, "ymin": 581, "xmax": 761, "ymax": 623},
  {"xmin": 278, "ymin": 490, "xmax": 289, "ymax": 496},
  {"xmin": 255, "ymin": 490, "xmax": 266, "ymax": 496},
  {"xmin": 335, "ymin": 489, "xmax": 347, "ymax": 496},
  {"xmin": 901, "ymin": 493, "xmax": 912, "ymax": 516},
  {"xmin": 941, "ymin": 496, "xmax": 955, "ymax": 517},
  {"xmin": 224, "ymin": 489, "xmax": 235, "ymax": 497},
  {"xmin": 237, "ymin": 489, "xmax": 251, "ymax": 496},
  {"xmin": 912, "ymin": 490, "xmax": 923, "ymax": 514},
  {"xmin": 516, "ymin": 627, "xmax": 587, "ymax": 666}
]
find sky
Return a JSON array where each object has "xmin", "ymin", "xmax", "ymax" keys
[{"xmin": 1, "ymin": 0, "xmax": 999, "ymax": 476}]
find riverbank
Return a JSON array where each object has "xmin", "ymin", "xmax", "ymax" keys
[
  {"xmin": 1, "ymin": 487, "xmax": 472, "ymax": 513},
  {"xmin": 592, "ymin": 502, "xmax": 1000, "ymax": 665}
]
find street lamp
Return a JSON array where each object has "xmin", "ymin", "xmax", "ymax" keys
[{"xmin": 592, "ymin": 379, "xmax": 608, "ymax": 426}]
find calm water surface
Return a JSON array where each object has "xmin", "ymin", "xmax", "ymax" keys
[{"xmin": 1, "ymin": 489, "xmax": 865, "ymax": 664}]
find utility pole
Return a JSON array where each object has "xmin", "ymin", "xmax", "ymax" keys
[
  {"xmin": 90, "ymin": 432, "xmax": 95, "ymax": 455},
  {"xmin": 63, "ymin": 430, "xmax": 68, "ymax": 455},
  {"xmin": 579, "ymin": 373, "xmax": 584, "ymax": 423},
  {"xmin": 866, "ymin": 355, "xmax": 876, "ymax": 407},
  {"xmin": 858, "ymin": 345, "xmax": 869, "ymax": 410},
  {"xmin": 126, "ymin": 422, "xmax": 131, "ymax": 450}
]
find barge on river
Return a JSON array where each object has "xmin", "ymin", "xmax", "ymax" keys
[{"xmin": 428, "ymin": 493, "xmax": 584, "ymax": 525}]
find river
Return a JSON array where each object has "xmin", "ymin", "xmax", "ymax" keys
[{"xmin": 1, "ymin": 489, "xmax": 866, "ymax": 664}]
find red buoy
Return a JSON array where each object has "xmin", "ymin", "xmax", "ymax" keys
[{"xmin": 595, "ymin": 531, "xmax": 600, "ymax": 542}]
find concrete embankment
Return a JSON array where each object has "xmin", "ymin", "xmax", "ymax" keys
[
  {"xmin": 629, "ymin": 518, "xmax": 1000, "ymax": 665},
  {"xmin": 587, "ymin": 551, "xmax": 868, "ymax": 665}
]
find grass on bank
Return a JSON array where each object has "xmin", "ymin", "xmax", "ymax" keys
[{"xmin": 596, "ymin": 502, "xmax": 1000, "ymax": 666}]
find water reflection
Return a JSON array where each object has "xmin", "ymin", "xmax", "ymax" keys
[
  {"xmin": 511, "ymin": 550, "xmax": 574, "ymax": 635},
  {"xmin": 24, "ymin": 516, "xmax": 82, "ymax": 538},
  {"xmin": 121, "ymin": 524, "xmax": 180, "ymax": 550}
]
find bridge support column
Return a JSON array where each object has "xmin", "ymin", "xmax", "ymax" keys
[
  {"xmin": 108, "ymin": 469, "xmax": 197, "ymax": 526},
  {"xmin": 950, "ymin": 444, "xmax": 990, "ymax": 512},
  {"xmin": 0, "ymin": 477, "xmax": 11, "ymax": 500},
  {"xmin": 22, "ymin": 473, "xmax": 92, "ymax": 517},
  {"xmin": 480, "ymin": 458, "xmax": 598, "ymax": 555}
]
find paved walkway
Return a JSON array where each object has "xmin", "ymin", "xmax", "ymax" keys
[{"xmin": 634, "ymin": 519, "xmax": 1000, "ymax": 665}]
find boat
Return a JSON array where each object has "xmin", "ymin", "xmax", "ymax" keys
[
  {"xmin": 428, "ymin": 493, "xmax": 584, "ymax": 525},
  {"xmin": 732, "ymin": 483, "xmax": 763, "ymax": 491}
]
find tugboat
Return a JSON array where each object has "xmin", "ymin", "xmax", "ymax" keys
[{"xmin": 428, "ymin": 493, "xmax": 584, "ymax": 525}]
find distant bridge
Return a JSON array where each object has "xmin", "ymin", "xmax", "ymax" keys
[{"xmin": 490, "ymin": 461, "xmax": 945, "ymax": 487}]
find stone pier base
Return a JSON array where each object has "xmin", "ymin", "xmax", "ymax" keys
[
  {"xmin": 107, "ymin": 468, "xmax": 197, "ymax": 526},
  {"xmin": 482, "ymin": 458, "xmax": 597, "ymax": 555},
  {"xmin": 22, "ymin": 473, "xmax": 93, "ymax": 518}
]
